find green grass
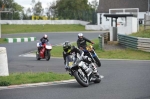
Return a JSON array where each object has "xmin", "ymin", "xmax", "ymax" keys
[
  {"xmin": 0, "ymin": 72, "xmax": 73, "ymax": 86},
  {"xmin": 96, "ymin": 49, "xmax": 150, "ymax": 60},
  {"xmin": 2, "ymin": 24, "xmax": 85, "ymax": 34},
  {"xmin": 0, "ymin": 25, "xmax": 150, "ymax": 86},
  {"xmin": 51, "ymin": 39, "xmax": 150, "ymax": 60},
  {"xmin": 93, "ymin": 39, "xmax": 150, "ymax": 60},
  {"xmin": 0, "ymin": 38, "xmax": 7, "ymax": 44},
  {"xmin": 130, "ymin": 26, "xmax": 150, "ymax": 38},
  {"xmin": 1, "ymin": 39, "xmax": 150, "ymax": 86}
]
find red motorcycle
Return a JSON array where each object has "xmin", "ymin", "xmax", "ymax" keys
[{"xmin": 36, "ymin": 42, "xmax": 52, "ymax": 61}]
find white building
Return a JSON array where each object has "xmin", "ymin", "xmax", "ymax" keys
[{"xmin": 97, "ymin": 0, "xmax": 149, "ymax": 26}]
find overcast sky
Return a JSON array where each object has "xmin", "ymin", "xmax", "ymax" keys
[{"xmin": 14, "ymin": 0, "xmax": 98, "ymax": 9}]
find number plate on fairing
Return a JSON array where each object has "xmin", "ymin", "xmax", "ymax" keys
[{"xmin": 69, "ymin": 62, "xmax": 73, "ymax": 67}]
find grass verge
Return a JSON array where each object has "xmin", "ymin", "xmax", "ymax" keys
[
  {"xmin": 2, "ymin": 24, "xmax": 85, "ymax": 34},
  {"xmin": 0, "ymin": 38, "xmax": 7, "ymax": 44},
  {"xmin": 51, "ymin": 39, "xmax": 150, "ymax": 60},
  {"xmin": 0, "ymin": 25, "xmax": 150, "ymax": 86},
  {"xmin": 0, "ymin": 72, "xmax": 73, "ymax": 86},
  {"xmin": 130, "ymin": 25, "xmax": 150, "ymax": 38}
]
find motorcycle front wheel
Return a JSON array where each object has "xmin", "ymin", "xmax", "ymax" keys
[
  {"xmin": 94, "ymin": 56, "xmax": 101, "ymax": 67},
  {"xmin": 73, "ymin": 70, "xmax": 89, "ymax": 87},
  {"xmin": 45, "ymin": 50, "xmax": 50, "ymax": 61}
]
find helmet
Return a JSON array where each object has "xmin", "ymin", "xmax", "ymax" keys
[
  {"xmin": 63, "ymin": 41, "xmax": 71, "ymax": 50},
  {"xmin": 78, "ymin": 33, "xmax": 83, "ymax": 37},
  {"xmin": 78, "ymin": 33, "xmax": 83, "ymax": 39},
  {"xmin": 44, "ymin": 34, "xmax": 48, "ymax": 38}
]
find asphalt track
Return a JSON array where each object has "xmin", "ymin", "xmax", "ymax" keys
[
  {"xmin": 0, "ymin": 32, "xmax": 150, "ymax": 99},
  {"xmin": 1, "ymin": 32, "xmax": 103, "ymax": 73}
]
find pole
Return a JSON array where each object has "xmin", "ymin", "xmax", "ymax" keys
[
  {"xmin": 0, "ymin": 12, "xmax": 1, "ymax": 38},
  {"xmin": 0, "ymin": 4, "xmax": 5, "ymax": 38}
]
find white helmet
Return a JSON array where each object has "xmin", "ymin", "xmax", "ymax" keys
[
  {"xmin": 44, "ymin": 34, "xmax": 48, "ymax": 38},
  {"xmin": 78, "ymin": 33, "xmax": 83, "ymax": 37}
]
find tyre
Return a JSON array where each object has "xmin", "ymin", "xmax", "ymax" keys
[
  {"xmin": 45, "ymin": 50, "xmax": 50, "ymax": 61},
  {"xmin": 73, "ymin": 70, "xmax": 89, "ymax": 87},
  {"xmin": 94, "ymin": 56, "xmax": 101, "ymax": 67},
  {"xmin": 36, "ymin": 52, "xmax": 41, "ymax": 60}
]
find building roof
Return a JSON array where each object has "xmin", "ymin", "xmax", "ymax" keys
[
  {"xmin": 104, "ymin": 14, "xmax": 135, "ymax": 18},
  {"xmin": 97, "ymin": 0, "xmax": 148, "ymax": 13}
]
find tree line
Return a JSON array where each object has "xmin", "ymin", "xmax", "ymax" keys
[{"xmin": 0, "ymin": 0, "xmax": 98, "ymax": 23}]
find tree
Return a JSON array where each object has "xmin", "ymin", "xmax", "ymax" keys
[
  {"xmin": 0, "ymin": 0, "xmax": 23, "ymax": 19},
  {"xmin": 52, "ymin": 0, "xmax": 94, "ymax": 20},
  {"xmin": 26, "ymin": 7, "xmax": 32, "ymax": 16},
  {"xmin": 12, "ymin": 2, "xmax": 24, "ymax": 19},
  {"xmin": 89, "ymin": 0, "xmax": 99, "ymax": 11},
  {"xmin": 32, "ymin": 1, "xmax": 43, "ymax": 16},
  {"xmin": 46, "ymin": 1, "xmax": 56, "ymax": 19}
]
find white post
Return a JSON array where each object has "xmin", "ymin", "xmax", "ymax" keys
[
  {"xmin": 0, "ymin": 47, "xmax": 9, "ymax": 76},
  {"xmin": 97, "ymin": 13, "xmax": 100, "ymax": 25}
]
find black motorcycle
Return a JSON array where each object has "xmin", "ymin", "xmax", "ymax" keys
[{"xmin": 65, "ymin": 53, "xmax": 101, "ymax": 87}]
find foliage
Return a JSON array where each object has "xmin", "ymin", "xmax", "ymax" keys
[
  {"xmin": 45, "ymin": 1, "xmax": 56, "ymax": 19},
  {"xmin": 32, "ymin": 1, "xmax": 43, "ymax": 16},
  {"xmin": 88, "ymin": 0, "xmax": 99, "ymax": 11},
  {"xmin": 0, "ymin": 0, "xmax": 98, "ymax": 21},
  {"xmin": 51, "ymin": 0, "xmax": 96, "ymax": 23},
  {"xmin": 0, "ymin": 0, "xmax": 23, "ymax": 20}
]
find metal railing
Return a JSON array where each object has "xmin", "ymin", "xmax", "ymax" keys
[{"xmin": 118, "ymin": 34, "xmax": 150, "ymax": 52}]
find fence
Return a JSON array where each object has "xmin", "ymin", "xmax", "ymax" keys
[
  {"xmin": 118, "ymin": 34, "xmax": 150, "ymax": 52},
  {"xmin": 0, "ymin": 10, "xmax": 97, "ymax": 24},
  {"xmin": 98, "ymin": 35, "xmax": 104, "ymax": 50},
  {"xmin": 98, "ymin": 32, "xmax": 110, "ymax": 50},
  {"xmin": 0, "ymin": 20, "xmax": 90, "ymax": 26}
]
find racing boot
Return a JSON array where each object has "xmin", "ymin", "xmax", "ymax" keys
[{"xmin": 90, "ymin": 63, "xmax": 100, "ymax": 78}]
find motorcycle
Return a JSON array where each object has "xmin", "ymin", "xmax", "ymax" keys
[
  {"xmin": 36, "ymin": 42, "xmax": 52, "ymax": 61},
  {"xmin": 65, "ymin": 53, "xmax": 101, "ymax": 87},
  {"xmin": 85, "ymin": 44, "xmax": 101, "ymax": 67}
]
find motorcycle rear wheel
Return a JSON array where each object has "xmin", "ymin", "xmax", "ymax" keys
[{"xmin": 73, "ymin": 70, "xmax": 89, "ymax": 87}]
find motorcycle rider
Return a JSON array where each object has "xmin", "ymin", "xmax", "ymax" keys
[
  {"xmin": 62, "ymin": 41, "xmax": 99, "ymax": 75},
  {"xmin": 38, "ymin": 34, "xmax": 49, "ymax": 53},
  {"xmin": 77, "ymin": 33, "xmax": 96, "ymax": 59},
  {"xmin": 77, "ymin": 33, "xmax": 94, "ymax": 50}
]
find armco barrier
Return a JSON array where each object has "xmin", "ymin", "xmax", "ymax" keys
[
  {"xmin": 5, "ymin": 37, "xmax": 36, "ymax": 43},
  {"xmin": 0, "ymin": 47, "xmax": 9, "ymax": 76},
  {"xmin": 137, "ymin": 38, "xmax": 150, "ymax": 52},
  {"xmin": 118, "ymin": 34, "xmax": 150, "ymax": 52}
]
